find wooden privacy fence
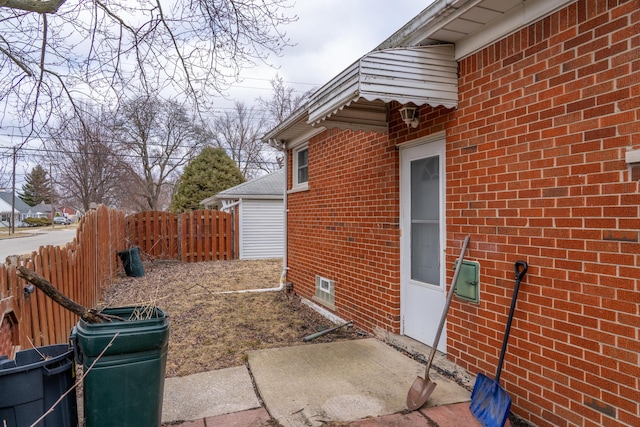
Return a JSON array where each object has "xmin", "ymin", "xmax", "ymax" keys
[
  {"xmin": 0, "ymin": 205, "xmax": 126, "ymax": 357},
  {"xmin": 126, "ymin": 210, "xmax": 236, "ymax": 262},
  {"xmin": 0, "ymin": 207, "xmax": 235, "ymax": 358}
]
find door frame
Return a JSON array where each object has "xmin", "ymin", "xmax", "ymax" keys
[{"xmin": 399, "ymin": 132, "xmax": 447, "ymax": 349}]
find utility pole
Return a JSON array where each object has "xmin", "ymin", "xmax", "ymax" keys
[
  {"xmin": 50, "ymin": 163, "xmax": 55, "ymax": 228},
  {"xmin": 10, "ymin": 146, "xmax": 16, "ymax": 235}
]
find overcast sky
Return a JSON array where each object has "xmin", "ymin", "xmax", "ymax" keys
[
  {"xmin": 1, "ymin": 1, "xmax": 434, "ymax": 188},
  {"xmin": 217, "ymin": 1, "xmax": 433, "ymax": 111}
]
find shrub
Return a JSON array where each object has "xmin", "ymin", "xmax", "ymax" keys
[{"xmin": 24, "ymin": 217, "xmax": 52, "ymax": 227}]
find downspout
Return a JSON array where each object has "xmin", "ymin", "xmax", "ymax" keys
[
  {"xmin": 216, "ymin": 140, "xmax": 288, "ymax": 295},
  {"xmin": 221, "ymin": 199, "xmax": 242, "ymax": 260},
  {"xmin": 282, "ymin": 144, "xmax": 289, "ymax": 285}
]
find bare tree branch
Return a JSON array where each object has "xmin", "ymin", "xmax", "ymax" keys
[
  {"xmin": 31, "ymin": 11, "xmax": 47, "ymax": 131},
  {"xmin": 258, "ymin": 73, "xmax": 314, "ymax": 126},
  {"xmin": 154, "ymin": 0, "xmax": 196, "ymax": 102},
  {"xmin": 0, "ymin": 43, "xmax": 33, "ymax": 76},
  {"xmin": 17, "ymin": 265, "xmax": 123, "ymax": 323},
  {"xmin": 0, "ymin": 0, "xmax": 66, "ymax": 14},
  {"xmin": 0, "ymin": 0, "xmax": 296, "ymax": 134},
  {"xmin": 46, "ymin": 106, "xmax": 124, "ymax": 211},
  {"xmin": 113, "ymin": 94, "xmax": 208, "ymax": 210},
  {"xmin": 211, "ymin": 101, "xmax": 280, "ymax": 179}
]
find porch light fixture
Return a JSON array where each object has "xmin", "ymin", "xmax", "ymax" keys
[{"xmin": 399, "ymin": 105, "xmax": 419, "ymax": 128}]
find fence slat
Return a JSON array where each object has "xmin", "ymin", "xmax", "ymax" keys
[
  {"xmin": 125, "ymin": 210, "xmax": 234, "ymax": 263},
  {"xmin": 24, "ymin": 257, "xmax": 41, "ymax": 348},
  {"xmin": 197, "ymin": 212, "xmax": 204, "ymax": 262}
]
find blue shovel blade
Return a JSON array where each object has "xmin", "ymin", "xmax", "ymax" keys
[{"xmin": 470, "ymin": 373, "xmax": 511, "ymax": 427}]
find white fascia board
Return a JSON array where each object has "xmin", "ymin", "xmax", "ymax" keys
[
  {"xmin": 286, "ymin": 127, "xmax": 326, "ymax": 150},
  {"xmin": 239, "ymin": 195, "xmax": 283, "ymax": 201}
]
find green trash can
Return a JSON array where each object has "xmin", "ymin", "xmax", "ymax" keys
[
  {"xmin": 71, "ymin": 306, "xmax": 169, "ymax": 427},
  {"xmin": 117, "ymin": 247, "xmax": 145, "ymax": 277}
]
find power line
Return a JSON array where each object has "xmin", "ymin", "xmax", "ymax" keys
[
  {"xmin": 0, "ymin": 145, "xmax": 281, "ymax": 167},
  {"xmin": 239, "ymin": 75, "xmax": 318, "ymax": 87}
]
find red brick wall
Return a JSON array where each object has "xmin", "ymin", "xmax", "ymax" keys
[
  {"xmin": 286, "ymin": 128, "xmax": 402, "ymax": 333},
  {"xmin": 440, "ymin": 1, "xmax": 639, "ymax": 426},
  {"xmin": 286, "ymin": 0, "xmax": 639, "ymax": 426}
]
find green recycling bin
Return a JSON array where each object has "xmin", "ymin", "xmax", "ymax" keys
[
  {"xmin": 71, "ymin": 306, "xmax": 169, "ymax": 427},
  {"xmin": 117, "ymin": 246, "xmax": 145, "ymax": 277}
]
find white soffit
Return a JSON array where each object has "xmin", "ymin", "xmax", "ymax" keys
[
  {"xmin": 306, "ymin": 44, "xmax": 458, "ymax": 132},
  {"xmin": 378, "ymin": 0, "xmax": 577, "ymax": 60},
  {"xmin": 262, "ymin": 106, "xmax": 324, "ymax": 148}
]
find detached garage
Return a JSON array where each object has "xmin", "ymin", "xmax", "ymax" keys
[{"xmin": 201, "ymin": 170, "xmax": 284, "ymax": 260}]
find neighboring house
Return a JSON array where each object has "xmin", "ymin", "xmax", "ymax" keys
[
  {"xmin": 57, "ymin": 206, "xmax": 80, "ymax": 222},
  {"xmin": 263, "ymin": 1, "xmax": 638, "ymax": 427},
  {"xmin": 201, "ymin": 170, "xmax": 285, "ymax": 259},
  {"xmin": 30, "ymin": 203, "xmax": 78, "ymax": 221},
  {"xmin": 31, "ymin": 202, "xmax": 53, "ymax": 219},
  {"xmin": 0, "ymin": 191, "xmax": 32, "ymax": 227}
]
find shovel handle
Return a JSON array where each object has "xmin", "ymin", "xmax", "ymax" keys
[
  {"xmin": 515, "ymin": 260, "xmax": 528, "ymax": 282},
  {"xmin": 495, "ymin": 260, "xmax": 528, "ymax": 382},
  {"xmin": 423, "ymin": 235, "xmax": 470, "ymax": 377}
]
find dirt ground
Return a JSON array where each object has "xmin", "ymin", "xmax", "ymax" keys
[{"xmin": 101, "ymin": 258, "xmax": 363, "ymax": 377}]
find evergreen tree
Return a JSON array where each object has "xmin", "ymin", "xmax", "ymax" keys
[
  {"xmin": 19, "ymin": 165, "xmax": 53, "ymax": 206},
  {"xmin": 170, "ymin": 147, "xmax": 245, "ymax": 213}
]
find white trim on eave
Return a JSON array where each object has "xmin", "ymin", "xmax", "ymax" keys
[
  {"xmin": 454, "ymin": 0, "xmax": 579, "ymax": 60},
  {"xmin": 262, "ymin": 107, "xmax": 326, "ymax": 149},
  {"xmin": 376, "ymin": 0, "xmax": 578, "ymax": 60},
  {"xmin": 218, "ymin": 194, "xmax": 282, "ymax": 201}
]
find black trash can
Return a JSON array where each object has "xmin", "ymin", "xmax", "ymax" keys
[
  {"xmin": 71, "ymin": 306, "xmax": 169, "ymax": 427},
  {"xmin": 117, "ymin": 246, "xmax": 144, "ymax": 277},
  {"xmin": 0, "ymin": 344, "xmax": 77, "ymax": 427}
]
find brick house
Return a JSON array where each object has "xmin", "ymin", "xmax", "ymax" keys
[{"xmin": 263, "ymin": 1, "xmax": 639, "ymax": 426}]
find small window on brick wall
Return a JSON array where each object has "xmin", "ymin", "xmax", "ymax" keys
[
  {"xmin": 314, "ymin": 276, "xmax": 335, "ymax": 309},
  {"xmin": 293, "ymin": 145, "xmax": 308, "ymax": 190}
]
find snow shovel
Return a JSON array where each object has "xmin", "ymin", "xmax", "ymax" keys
[
  {"xmin": 470, "ymin": 260, "xmax": 528, "ymax": 427},
  {"xmin": 406, "ymin": 235, "xmax": 470, "ymax": 410}
]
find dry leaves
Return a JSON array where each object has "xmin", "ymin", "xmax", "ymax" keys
[{"xmin": 101, "ymin": 259, "xmax": 362, "ymax": 377}]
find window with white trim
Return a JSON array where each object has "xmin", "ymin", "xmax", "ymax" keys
[{"xmin": 293, "ymin": 145, "xmax": 308, "ymax": 189}]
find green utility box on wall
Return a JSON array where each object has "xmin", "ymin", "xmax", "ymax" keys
[{"xmin": 454, "ymin": 260, "xmax": 480, "ymax": 303}]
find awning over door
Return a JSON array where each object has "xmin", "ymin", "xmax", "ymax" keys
[{"xmin": 306, "ymin": 44, "xmax": 458, "ymax": 133}]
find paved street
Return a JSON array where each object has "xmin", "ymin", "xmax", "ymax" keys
[{"xmin": 0, "ymin": 227, "xmax": 76, "ymax": 261}]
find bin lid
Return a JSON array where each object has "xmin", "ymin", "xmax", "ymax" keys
[
  {"xmin": 0, "ymin": 344, "xmax": 72, "ymax": 375},
  {"xmin": 73, "ymin": 306, "xmax": 169, "ymax": 358}
]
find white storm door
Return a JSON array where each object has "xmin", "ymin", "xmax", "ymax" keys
[{"xmin": 400, "ymin": 139, "xmax": 447, "ymax": 352}]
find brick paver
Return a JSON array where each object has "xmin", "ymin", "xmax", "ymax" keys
[{"xmin": 204, "ymin": 408, "xmax": 272, "ymax": 426}]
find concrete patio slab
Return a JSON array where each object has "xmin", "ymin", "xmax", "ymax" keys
[
  {"xmin": 162, "ymin": 367, "xmax": 261, "ymax": 423},
  {"xmin": 248, "ymin": 338, "xmax": 470, "ymax": 427}
]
